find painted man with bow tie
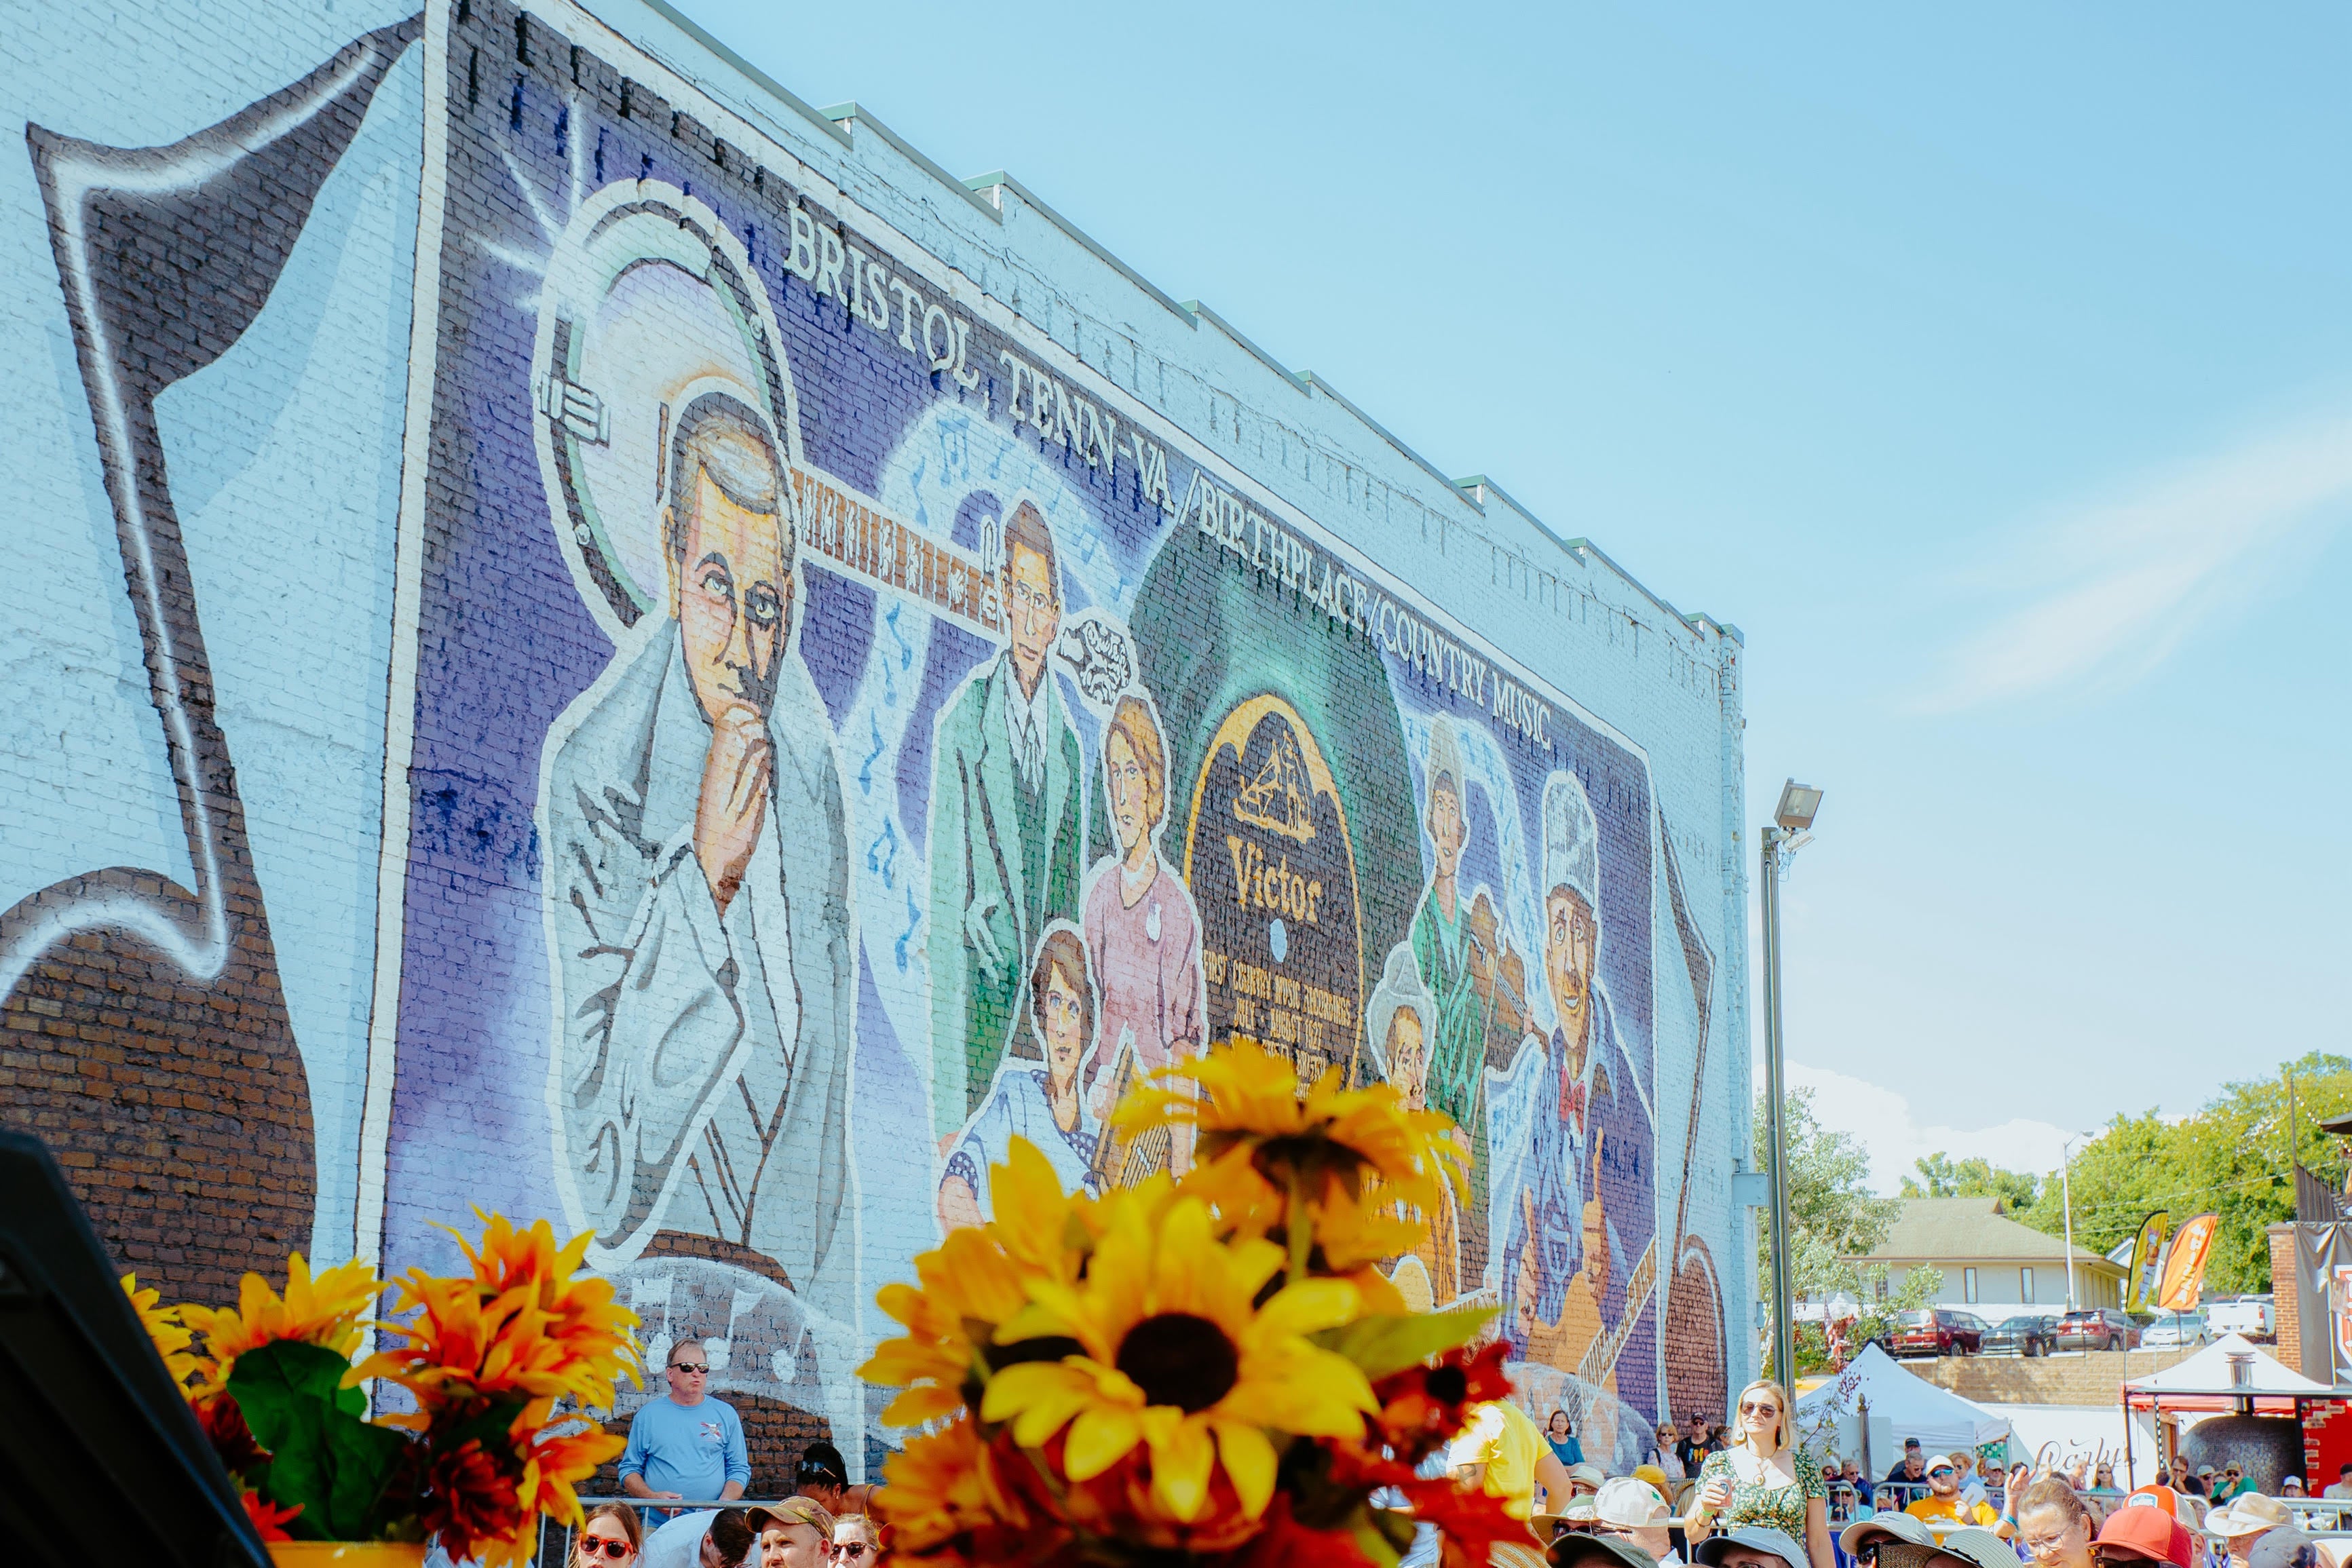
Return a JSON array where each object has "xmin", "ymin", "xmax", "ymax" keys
[
  {"xmin": 1503, "ymin": 767, "xmax": 1648, "ymax": 1377},
  {"xmin": 926, "ymin": 500, "xmax": 1085, "ymax": 1140}
]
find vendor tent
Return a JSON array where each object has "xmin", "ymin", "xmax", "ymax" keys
[
  {"xmin": 1795, "ymin": 1344, "xmax": 2011, "ymax": 1466},
  {"xmin": 2123, "ymin": 1333, "xmax": 2329, "ymax": 1414}
]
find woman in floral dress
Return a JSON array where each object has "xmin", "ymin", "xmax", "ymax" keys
[{"xmin": 1690, "ymin": 1379, "xmax": 1832, "ymax": 1568}]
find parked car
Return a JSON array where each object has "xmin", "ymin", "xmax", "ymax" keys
[
  {"xmin": 2142, "ymin": 1311, "xmax": 2211, "ymax": 1350},
  {"xmin": 2054, "ymin": 1307, "xmax": 2140, "ymax": 1352},
  {"xmin": 1983, "ymin": 1314, "xmax": 2060, "ymax": 1357},
  {"xmin": 1890, "ymin": 1308, "xmax": 1988, "ymax": 1357},
  {"xmin": 2209, "ymin": 1298, "xmax": 2275, "ymax": 1340}
]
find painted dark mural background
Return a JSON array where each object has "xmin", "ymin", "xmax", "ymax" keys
[{"xmin": 2, "ymin": 0, "xmax": 1739, "ymax": 1487}]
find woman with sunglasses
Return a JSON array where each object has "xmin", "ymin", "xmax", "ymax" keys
[
  {"xmin": 1690, "ymin": 1379, "xmax": 1832, "ymax": 1568},
  {"xmin": 830, "ymin": 1514, "xmax": 884, "ymax": 1567},
  {"xmin": 577, "ymin": 1504, "xmax": 646, "ymax": 1568}
]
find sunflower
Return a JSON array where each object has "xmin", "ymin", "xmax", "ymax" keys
[
  {"xmin": 121, "ymin": 1273, "xmax": 201, "ymax": 1388},
  {"xmin": 862, "ymin": 1220, "xmax": 1033, "ymax": 1426},
  {"xmin": 876, "ymin": 1415, "xmax": 1050, "ymax": 1565},
  {"xmin": 981, "ymin": 1194, "xmax": 1373, "ymax": 1525},
  {"xmin": 1119, "ymin": 1043, "xmax": 1466, "ymax": 1278},
  {"xmin": 354, "ymin": 1214, "xmax": 640, "ymax": 1417},
  {"xmin": 511, "ymin": 1418, "xmax": 628, "ymax": 1553},
  {"xmin": 181, "ymin": 1254, "xmax": 383, "ymax": 1397}
]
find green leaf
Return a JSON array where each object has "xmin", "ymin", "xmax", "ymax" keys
[
  {"xmin": 229, "ymin": 1341, "xmax": 411, "ymax": 1541},
  {"xmin": 1312, "ymin": 1305, "xmax": 1494, "ymax": 1380},
  {"xmin": 1350, "ymin": 1506, "xmax": 1407, "ymax": 1568}
]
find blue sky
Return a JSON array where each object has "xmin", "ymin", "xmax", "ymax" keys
[{"xmin": 674, "ymin": 0, "xmax": 2352, "ymax": 1189}]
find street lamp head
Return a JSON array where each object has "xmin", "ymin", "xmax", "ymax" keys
[{"xmin": 1774, "ymin": 780, "xmax": 1823, "ymax": 832}]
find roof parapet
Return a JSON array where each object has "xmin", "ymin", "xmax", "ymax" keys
[{"xmin": 962, "ymin": 171, "xmax": 1196, "ymax": 328}]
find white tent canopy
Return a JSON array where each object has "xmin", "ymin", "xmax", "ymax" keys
[
  {"xmin": 1796, "ymin": 1344, "xmax": 2012, "ymax": 1468},
  {"xmin": 2124, "ymin": 1333, "xmax": 2330, "ymax": 1398}
]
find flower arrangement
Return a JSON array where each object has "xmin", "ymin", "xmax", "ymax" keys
[
  {"xmin": 126, "ymin": 1214, "xmax": 641, "ymax": 1565},
  {"xmin": 861, "ymin": 1040, "xmax": 1540, "ymax": 1568}
]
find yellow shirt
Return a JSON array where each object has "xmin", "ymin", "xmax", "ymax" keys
[
  {"xmin": 1448, "ymin": 1400, "xmax": 1546, "ymax": 1520},
  {"xmin": 1905, "ymin": 1496, "xmax": 2002, "ymax": 1528}
]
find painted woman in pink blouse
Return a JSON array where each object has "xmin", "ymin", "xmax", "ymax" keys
[{"xmin": 1081, "ymin": 694, "xmax": 1206, "ymax": 1153}]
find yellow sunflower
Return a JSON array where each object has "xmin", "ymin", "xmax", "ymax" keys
[
  {"xmin": 980, "ymin": 1193, "xmax": 1373, "ymax": 1524},
  {"xmin": 181, "ymin": 1254, "xmax": 383, "ymax": 1397},
  {"xmin": 862, "ymin": 1220, "xmax": 1031, "ymax": 1426},
  {"xmin": 121, "ymin": 1274, "xmax": 201, "ymax": 1388},
  {"xmin": 1120, "ymin": 1041, "xmax": 1466, "ymax": 1215},
  {"xmin": 875, "ymin": 1414, "xmax": 1038, "ymax": 1559}
]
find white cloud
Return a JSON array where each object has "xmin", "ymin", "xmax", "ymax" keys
[
  {"xmin": 1760, "ymin": 1058, "xmax": 2081, "ymax": 1196},
  {"xmin": 1917, "ymin": 410, "xmax": 2352, "ymax": 710}
]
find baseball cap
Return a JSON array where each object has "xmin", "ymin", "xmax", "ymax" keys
[
  {"xmin": 1905, "ymin": 1437, "xmax": 1924, "ymax": 1449},
  {"xmin": 2211, "ymin": 1495, "xmax": 2292, "ymax": 1537},
  {"xmin": 1552, "ymin": 1536, "xmax": 1658, "ymax": 1568},
  {"xmin": 1570, "ymin": 1463, "xmax": 1608, "ymax": 1489},
  {"xmin": 1838, "ymin": 1512, "xmax": 1938, "ymax": 1559},
  {"xmin": 1594, "ymin": 1478, "xmax": 1671, "ymax": 1529},
  {"xmin": 2125, "ymin": 1484, "xmax": 2180, "ymax": 1519},
  {"xmin": 1925, "ymin": 1457, "xmax": 1958, "ymax": 1478},
  {"xmin": 1633, "ymin": 1465, "xmax": 1671, "ymax": 1496},
  {"xmin": 2098, "ymin": 1505, "xmax": 2194, "ymax": 1568},
  {"xmin": 747, "ymin": 1498, "xmax": 835, "ymax": 1535},
  {"xmin": 1695, "ymin": 1525, "xmax": 1807, "ymax": 1568}
]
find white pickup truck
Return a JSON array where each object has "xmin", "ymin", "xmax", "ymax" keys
[{"xmin": 2207, "ymin": 1298, "xmax": 2274, "ymax": 1339}]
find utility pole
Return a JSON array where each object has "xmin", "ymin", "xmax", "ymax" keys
[{"xmin": 1760, "ymin": 780, "xmax": 1821, "ymax": 1389}]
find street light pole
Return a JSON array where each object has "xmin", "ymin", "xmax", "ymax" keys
[
  {"xmin": 1760, "ymin": 779, "xmax": 1822, "ymax": 1388},
  {"xmin": 2062, "ymin": 1130, "xmax": 2089, "ymax": 1311}
]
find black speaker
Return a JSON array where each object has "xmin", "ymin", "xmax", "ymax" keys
[{"xmin": 0, "ymin": 1131, "xmax": 268, "ymax": 1567}]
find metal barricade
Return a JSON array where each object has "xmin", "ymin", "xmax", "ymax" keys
[{"xmin": 537, "ymin": 1496, "xmax": 801, "ymax": 1568}]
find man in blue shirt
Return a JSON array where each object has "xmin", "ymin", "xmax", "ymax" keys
[{"xmin": 622, "ymin": 1339, "xmax": 751, "ymax": 1519}]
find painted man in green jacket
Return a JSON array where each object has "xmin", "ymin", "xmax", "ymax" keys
[
  {"xmin": 927, "ymin": 501, "xmax": 1085, "ymax": 1141},
  {"xmin": 1410, "ymin": 714, "xmax": 1500, "ymax": 1283}
]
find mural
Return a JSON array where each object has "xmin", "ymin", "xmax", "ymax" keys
[{"xmin": 3, "ymin": 0, "xmax": 1741, "ymax": 1483}]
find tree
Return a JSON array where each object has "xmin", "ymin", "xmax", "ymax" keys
[
  {"xmin": 1754, "ymin": 1087, "xmax": 1941, "ymax": 1375},
  {"xmin": 2015, "ymin": 1052, "xmax": 2352, "ymax": 1295},
  {"xmin": 1901, "ymin": 1152, "xmax": 2040, "ymax": 1210}
]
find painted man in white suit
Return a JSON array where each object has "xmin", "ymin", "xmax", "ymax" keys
[{"xmin": 542, "ymin": 391, "xmax": 854, "ymax": 1326}]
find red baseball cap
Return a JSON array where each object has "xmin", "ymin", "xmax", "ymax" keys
[{"xmin": 2099, "ymin": 1504, "xmax": 2193, "ymax": 1568}]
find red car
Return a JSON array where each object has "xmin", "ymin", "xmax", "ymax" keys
[{"xmin": 1889, "ymin": 1308, "xmax": 1986, "ymax": 1357}]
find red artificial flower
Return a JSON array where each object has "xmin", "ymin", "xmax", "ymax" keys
[
  {"xmin": 1368, "ymin": 1342, "xmax": 1513, "ymax": 1461},
  {"xmin": 416, "ymin": 1437, "xmax": 529, "ymax": 1561},
  {"xmin": 197, "ymin": 1392, "xmax": 267, "ymax": 1476},
  {"xmin": 1228, "ymin": 1494, "xmax": 1380, "ymax": 1568},
  {"xmin": 1395, "ymin": 1472, "xmax": 1534, "ymax": 1568},
  {"xmin": 242, "ymin": 1491, "xmax": 303, "ymax": 1543}
]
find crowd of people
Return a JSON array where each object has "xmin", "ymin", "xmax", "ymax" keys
[
  {"xmin": 1454, "ymin": 1377, "xmax": 2338, "ymax": 1568},
  {"xmin": 588, "ymin": 1339, "xmax": 2342, "ymax": 1568},
  {"xmin": 563, "ymin": 1338, "xmax": 887, "ymax": 1568}
]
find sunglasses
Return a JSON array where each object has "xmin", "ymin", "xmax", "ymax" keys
[
  {"xmin": 1738, "ymin": 1400, "xmax": 1780, "ymax": 1417},
  {"xmin": 669, "ymin": 1362, "xmax": 709, "ymax": 1375},
  {"xmin": 579, "ymin": 1539, "xmax": 634, "ymax": 1562},
  {"xmin": 829, "ymin": 1545, "xmax": 871, "ymax": 1561}
]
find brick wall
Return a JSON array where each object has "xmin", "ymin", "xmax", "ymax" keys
[
  {"xmin": 0, "ymin": 0, "xmax": 1751, "ymax": 1474},
  {"xmin": 2271, "ymin": 1225, "xmax": 2305, "ymax": 1377},
  {"xmin": 1907, "ymin": 1349, "xmax": 2198, "ymax": 1406}
]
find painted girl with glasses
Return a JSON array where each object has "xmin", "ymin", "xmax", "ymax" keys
[{"xmin": 1690, "ymin": 1379, "xmax": 1833, "ymax": 1568}]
